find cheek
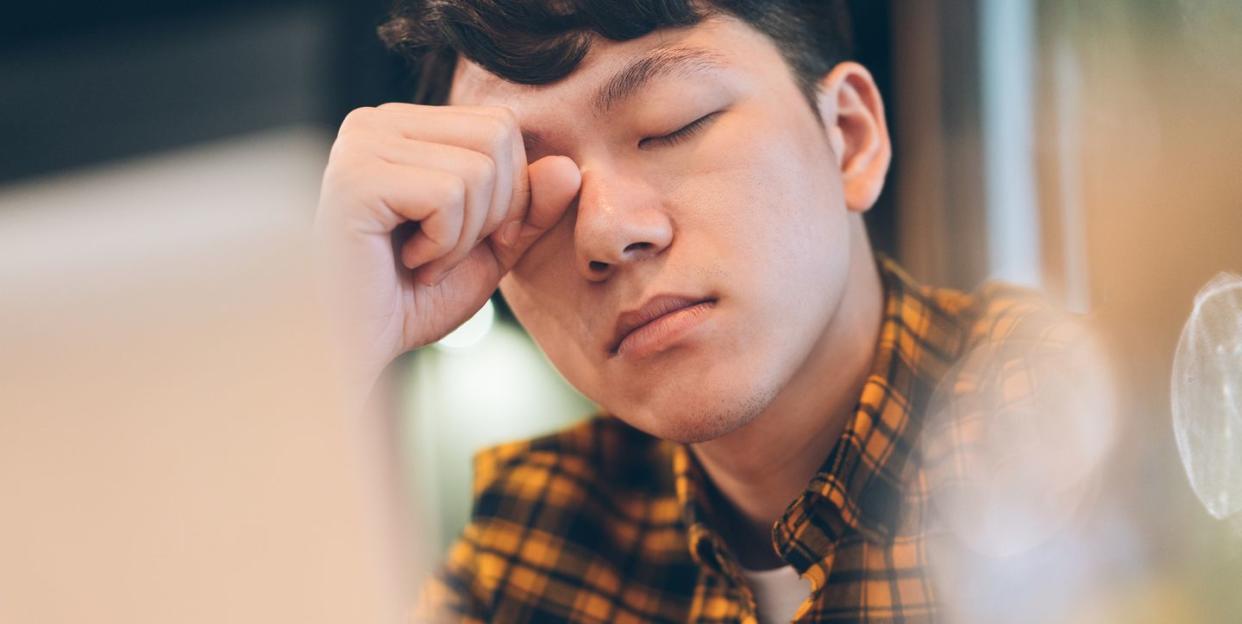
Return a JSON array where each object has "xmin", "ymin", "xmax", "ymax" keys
[
  {"xmin": 678, "ymin": 104, "xmax": 840, "ymax": 220},
  {"xmin": 745, "ymin": 129, "xmax": 848, "ymax": 259},
  {"xmin": 670, "ymin": 123, "xmax": 851, "ymax": 349},
  {"xmin": 499, "ymin": 275, "xmax": 603, "ymax": 399},
  {"xmin": 509, "ymin": 212, "xmax": 577, "ymax": 280},
  {"xmin": 677, "ymin": 128, "xmax": 845, "ymax": 267}
]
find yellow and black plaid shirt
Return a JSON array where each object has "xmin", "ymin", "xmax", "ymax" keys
[{"xmin": 419, "ymin": 257, "xmax": 1064, "ymax": 623}]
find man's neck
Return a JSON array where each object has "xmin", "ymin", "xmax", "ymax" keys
[{"xmin": 689, "ymin": 222, "xmax": 883, "ymax": 570}]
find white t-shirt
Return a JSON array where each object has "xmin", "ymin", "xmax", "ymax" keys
[{"xmin": 742, "ymin": 565, "xmax": 811, "ymax": 623}]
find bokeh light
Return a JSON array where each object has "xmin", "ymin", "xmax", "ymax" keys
[
  {"xmin": 434, "ymin": 299, "xmax": 496, "ymax": 351},
  {"xmin": 1172, "ymin": 272, "xmax": 1242, "ymax": 521}
]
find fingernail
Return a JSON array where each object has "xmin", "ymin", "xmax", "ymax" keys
[{"xmin": 497, "ymin": 221, "xmax": 523, "ymax": 246}]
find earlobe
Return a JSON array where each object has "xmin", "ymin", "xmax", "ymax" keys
[{"xmin": 815, "ymin": 62, "xmax": 892, "ymax": 213}]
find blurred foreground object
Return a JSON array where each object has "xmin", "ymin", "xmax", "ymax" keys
[
  {"xmin": 920, "ymin": 312, "xmax": 1121, "ymax": 624},
  {"xmin": 0, "ymin": 129, "xmax": 414, "ymax": 624},
  {"xmin": 922, "ymin": 321, "xmax": 1116, "ymax": 558}
]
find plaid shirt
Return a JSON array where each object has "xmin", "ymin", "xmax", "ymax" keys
[{"xmin": 418, "ymin": 257, "xmax": 1063, "ymax": 623}]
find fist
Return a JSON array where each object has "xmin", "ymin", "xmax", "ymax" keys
[{"xmin": 313, "ymin": 103, "xmax": 581, "ymax": 389}]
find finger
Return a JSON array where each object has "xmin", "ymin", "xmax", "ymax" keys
[
  {"xmin": 360, "ymin": 141, "xmax": 495, "ymax": 283},
  {"xmin": 492, "ymin": 155, "xmax": 581, "ymax": 272},
  {"xmin": 476, "ymin": 109, "xmax": 526, "ymax": 237},
  {"xmin": 337, "ymin": 115, "xmax": 511, "ymax": 242},
  {"xmin": 400, "ymin": 206, "xmax": 464, "ymax": 279},
  {"xmin": 351, "ymin": 164, "xmax": 466, "ymax": 271},
  {"xmin": 321, "ymin": 159, "xmax": 465, "ymax": 241},
  {"xmin": 366, "ymin": 139, "xmax": 503, "ymax": 246},
  {"xmin": 363, "ymin": 104, "xmax": 526, "ymax": 235},
  {"xmin": 418, "ymin": 238, "xmax": 506, "ymax": 313}
]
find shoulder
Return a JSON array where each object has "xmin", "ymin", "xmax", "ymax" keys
[
  {"xmin": 960, "ymin": 280, "xmax": 1081, "ymax": 348},
  {"xmin": 874, "ymin": 259, "xmax": 1077, "ymax": 380},
  {"xmin": 418, "ymin": 416, "xmax": 689, "ymax": 622},
  {"xmin": 888, "ymin": 258, "xmax": 1080, "ymax": 355},
  {"xmin": 914, "ymin": 275, "xmax": 1094, "ymax": 401}
]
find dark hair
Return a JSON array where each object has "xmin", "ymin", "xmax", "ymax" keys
[{"xmin": 378, "ymin": 0, "xmax": 852, "ymax": 108}]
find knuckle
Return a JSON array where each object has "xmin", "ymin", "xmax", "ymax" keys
[
  {"xmin": 485, "ymin": 129, "xmax": 512, "ymax": 164},
  {"xmin": 464, "ymin": 151, "xmax": 496, "ymax": 188},
  {"xmin": 433, "ymin": 173, "xmax": 467, "ymax": 210},
  {"xmin": 429, "ymin": 230, "xmax": 457, "ymax": 253},
  {"xmin": 479, "ymin": 108, "xmax": 518, "ymax": 138},
  {"xmin": 340, "ymin": 106, "xmax": 376, "ymax": 132},
  {"xmin": 327, "ymin": 133, "xmax": 360, "ymax": 162},
  {"xmin": 481, "ymin": 105, "xmax": 517, "ymax": 125},
  {"xmin": 477, "ymin": 115, "xmax": 509, "ymax": 145}
]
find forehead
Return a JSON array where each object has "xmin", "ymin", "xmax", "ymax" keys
[{"xmin": 446, "ymin": 15, "xmax": 771, "ymax": 111}]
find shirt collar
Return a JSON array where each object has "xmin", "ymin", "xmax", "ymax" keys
[
  {"xmin": 673, "ymin": 256, "xmax": 966, "ymax": 584},
  {"xmin": 672, "ymin": 444, "xmax": 732, "ymax": 576}
]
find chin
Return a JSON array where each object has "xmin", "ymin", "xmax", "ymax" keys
[{"xmin": 612, "ymin": 379, "xmax": 779, "ymax": 444}]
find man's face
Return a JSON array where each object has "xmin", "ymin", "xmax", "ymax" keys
[{"xmin": 449, "ymin": 16, "xmax": 858, "ymax": 443}]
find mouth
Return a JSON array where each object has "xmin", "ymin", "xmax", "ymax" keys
[{"xmin": 608, "ymin": 294, "xmax": 718, "ymax": 359}]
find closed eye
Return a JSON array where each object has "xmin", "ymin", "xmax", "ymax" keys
[{"xmin": 639, "ymin": 112, "xmax": 721, "ymax": 150}]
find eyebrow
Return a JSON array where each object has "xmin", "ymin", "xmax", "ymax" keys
[
  {"xmin": 593, "ymin": 46, "xmax": 728, "ymax": 115},
  {"xmin": 521, "ymin": 46, "xmax": 728, "ymax": 155}
]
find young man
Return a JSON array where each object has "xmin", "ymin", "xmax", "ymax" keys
[{"xmin": 314, "ymin": 1, "xmax": 1063, "ymax": 621}]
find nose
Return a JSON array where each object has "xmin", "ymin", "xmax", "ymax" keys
[{"xmin": 573, "ymin": 169, "xmax": 674, "ymax": 281}]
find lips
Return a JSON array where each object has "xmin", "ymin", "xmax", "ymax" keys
[{"xmin": 608, "ymin": 294, "xmax": 717, "ymax": 357}]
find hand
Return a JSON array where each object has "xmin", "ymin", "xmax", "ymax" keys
[{"xmin": 313, "ymin": 103, "xmax": 581, "ymax": 395}]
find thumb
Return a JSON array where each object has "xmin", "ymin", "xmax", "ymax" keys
[{"xmin": 493, "ymin": 155, "xmax": 581, "ymax": 270}]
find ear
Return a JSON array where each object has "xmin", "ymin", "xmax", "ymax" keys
[{"xmin": 815, "ymin": 62, "xmax": 892, "ymax": 213}]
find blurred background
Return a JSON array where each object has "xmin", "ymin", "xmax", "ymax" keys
[{"xmin": 2, "ymin": 1, "xmax": 1240, "ymax": 622}]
